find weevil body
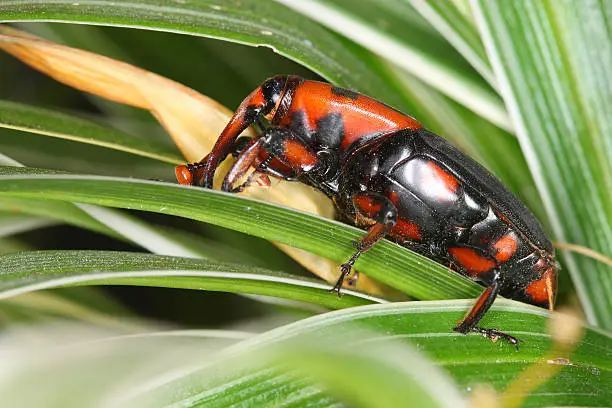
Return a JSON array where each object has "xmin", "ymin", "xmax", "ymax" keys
[{"xmin": 176, "ymin": 76, "xmax": 557, "ymax": 346}]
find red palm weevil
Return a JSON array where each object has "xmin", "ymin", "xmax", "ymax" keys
[{"xmin": 176, "ymin": 76, "xmax": 557, "ymax": 347}]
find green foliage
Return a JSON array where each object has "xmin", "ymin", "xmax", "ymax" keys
[{"xmin": 0, "ymin": 1, "xmax": 611, "ymax": 407}]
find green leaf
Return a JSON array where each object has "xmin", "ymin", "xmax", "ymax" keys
[
  {"xmin": 0, "ymin": 152, "xmax": 22, "ymax": 166},
  {"xmin": 407, "ymin": 0, "xmax": 495, "ymax": 88},
  {"xmin": 0, "ymin": 156, "xmax": 283, "ymax": 267},
  {"xmin": 0, "ymin": 197, "xmax": 123, "ymax": 239},
  {"xmin": 0, "ymin": 250, "xmax": 380, "ymax": 309},
  {"xmin": 0, "ymin": 100, "xmax": 183, "ymax": 164},
  {"xmin": 0, "ymin": 325, "xmax": 253, "ymax": 408},
  {"xmin": 133, "ymin": 301, "xmax": 612, "ymax": 407},
  {"xmin": 71, "ymin": 203, "xmax": 261, "ymax": 264},
  {"xmin": 473, "ymin": 0, "xmax": 612, "ymax": 329},
  {"xmin": 0, "ymin": 192, "xmax": 249, "ymax": 263},
  {"xmin": 0, "ymin": 318, "xmax": 467, "ymax": 407},
  {"xmin": 0, "ymin": 212, "xmax": 58, "ymax": 237},
  {"xmin": 0, "ymin": 290, "xmax": 135, "ymax": 329},
  {"xmin": 0, "ymin": 127, "xmax": 171, "ymax": 181},
  {"xmin": 275, "ymin": 0, "xmax": 511, "ymax": 131},
  {"xmin": 48, "ymin": 286, "xmax": 132, "ymax": 317},
  {"xmin": 0, "ymin": 168, "xmax": 483, "ymax": 302},
  {"xmin": 270, "ymin": 335, "xmax": 467, "ymax": 408},
  {"xmin": 0, "ymin": 0, "xmax": 422, "ymax": 113}
]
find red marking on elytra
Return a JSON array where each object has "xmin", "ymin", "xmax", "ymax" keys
[
  {"xmin": 493, "ymin": 233, "xmax": 518, "ymax": 262},
  {"xmin": 526, "ymin": 267, "xmax": 556, "ymax": 310},
  {"xmin": 284, "ymin": 81, "xmax": 421, "ymax": 149},
  {"xmin": 427, "ymin": 162, "xmax": 459, "ymax": 194},
  {"xmin": 448, "ymin": 247, "xmax": 496, "ymax": 275}
]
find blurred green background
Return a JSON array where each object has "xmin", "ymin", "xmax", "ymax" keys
[{"xmin": 0, "ymin": 1, "xmax": 611, "ymax": 405}]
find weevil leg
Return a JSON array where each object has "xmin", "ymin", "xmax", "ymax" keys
[
  {"xmin": 223, "ymin": 127, "xmax": 320, "ymax": 192},
  {"xmin": 469, "ymin": 327, "xmax": 522, "ymax": 351},
  {"xmin": 228, "ymin": 154, "xmax": 275, "ymax": 193},
  {"xmin": 331, "ymin": 193, "xmax": 397, "ymax": 296},
  {"xmin": 453, "ymin": 278, "xmax": 521, "ymax": 350},
  {"xmin": 222, "ymin": 137, "xmax": 266, "ymax": 192},
  {"xmin": 200, "ymin": 76, "xmax": 290, "ymax": 188},
  {"xmin": 252, "ymin": 151, "xmax": 299, "ymax": 181},
  {"xmin": 260, "ymin": 127, "xmax": 320, "ymax": 174}
]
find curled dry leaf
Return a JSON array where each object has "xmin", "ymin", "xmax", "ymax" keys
[
  {"xmin": 0, "ymin": 25, "xmax": 228, "ymax": 162},
  {"xmin": 0, "ymin": 25, "xmax": 391, "ymax": 296}
]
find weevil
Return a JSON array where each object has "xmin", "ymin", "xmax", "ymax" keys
[{"xmin": 176, "ymin": 76, "xmax": 557, "ymax": 347}]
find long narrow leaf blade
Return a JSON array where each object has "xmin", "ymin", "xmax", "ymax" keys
[
  {"xmin": 0, "ymin": 197, "xmax": 123, "ymax": 239},
  {"xmin": 0, "ymin": 213, "xmax": 57, "ymax": 238},
  {"xmin": 0, "ymin": 100, "xmax": 183, "ymax": 164},
  {"xmin": 133, "ymin": 300, "xmax": 612, "ymax": 407},
  {"xmin": 0, "ymin": 324, "xmax": 462, "ymax": 408},
  {"xmin": 0, "ymin": 250, "xmax": 380, "ymax": 309},
  {"xmin": 0, "ymin": 168, "xmax": 483, "ymax": 301},
  {"xmin": 0, "ymin": 325, "xmax": 253, "ymax": 408},
  {"xmin": 274, "ymin": 340, "xmax": 466, "ymax": 408},
  {"xmin": 407, "ymin": 0, "xmax": 495, "ymax": 88}
]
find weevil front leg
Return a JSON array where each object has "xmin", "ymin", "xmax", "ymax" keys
[
  {"xmin": 221, "ymin": 127, "xmax": 320, "ymax": 192},
  {"xmin": 174, "ymin": 76, "xmax": 290, "ymax": 188}
]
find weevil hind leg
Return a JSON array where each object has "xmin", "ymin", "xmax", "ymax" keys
[
  {"xmin": 453, "ymin": 277, "xmax": 521, "ymax": 350},
  {"xmin": 469, "ymin": 327, "xmax": 522, "ymax": 351}
]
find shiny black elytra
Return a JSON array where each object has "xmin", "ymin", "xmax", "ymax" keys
[{"xmin": 177, "ymin": 75, "xmax": 557, "ymax": 348}]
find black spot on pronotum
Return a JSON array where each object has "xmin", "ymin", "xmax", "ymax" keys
[
  {"xmin": 289, "ymin": 109, "xmax": 312, "ymax": 141},
  {"xmin": 315, "ymin": 113, "xmax": 344, "ymax": 148},
  {"xmin": 331, "ymin": 86, "xmax": 359, "ymax": 100}
]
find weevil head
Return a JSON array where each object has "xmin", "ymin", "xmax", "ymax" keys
[{"xmin": 523, "ymin": 254, "xmax": 558, "ymax": 311}]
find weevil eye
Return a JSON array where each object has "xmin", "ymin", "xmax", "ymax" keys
[
  {"xmin": 261, "ymin": 75, "xmax": 287, "ymax": 112},
  {"xmin": 175, "ymin": 165, "xmax": 194, "ymax": 185}
]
